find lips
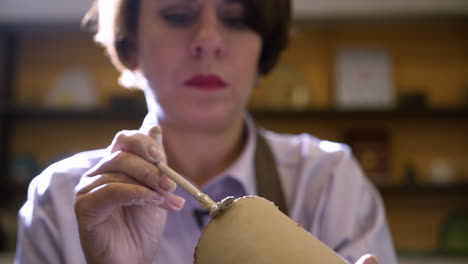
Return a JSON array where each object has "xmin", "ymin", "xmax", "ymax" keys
[{"xmin": 185, "ymin": 74, "xmax": 227, "ymax": 90}]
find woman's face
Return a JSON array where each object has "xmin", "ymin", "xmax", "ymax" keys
[{"xmin": 135, "ymin": 0, "xmax": 262, "ymax": 131}]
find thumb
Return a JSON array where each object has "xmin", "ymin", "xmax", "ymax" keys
[
  {"xmin": 147, "ymin": 125, "xmax": 166, "ymax": 163},
  {"xmin": 148, "ymin": 125, "xmax": 163, "ymax": 143},
  {"xmin": 355, "ymin": 254, "xmax": 380, "ymax": 264}
]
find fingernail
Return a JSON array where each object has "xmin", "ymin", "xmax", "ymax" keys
[
  {"xmin": 368, "ymin": 256, "xmax": 380, "ymax": 264},
  {"xmin": 152, "ymin": 192, "xmax": 164, "ymax": 203},
  {"xmin": 356, "ymin": 254, "xmax": 380, "ymax": 264},
  {"xmin": 148, "ymin": 145, "xmax": 162, "ymax": 162},
  {"xmin": 159, "ymin": 177, "xmax": 176, "ymax": 192},
  {"xmin": 149, "ymin": 126, "xmax": 162, "ymax": 139},
  {"xmin": 169, "ymin": 195, "xmax": 185, "ymax": 210}
]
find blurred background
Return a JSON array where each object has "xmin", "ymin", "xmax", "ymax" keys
[{"xmin": 0, "ymin": 0, "xmax": 467, "ymax": 263}]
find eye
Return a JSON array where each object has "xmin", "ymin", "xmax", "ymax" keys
[
  {"xmin": 222, "ymin": 16, "xmax": 246, "ymax": 29},
  {"xmin": 162, "ymin": 12, "xmax": 195, "ymax": 26}
]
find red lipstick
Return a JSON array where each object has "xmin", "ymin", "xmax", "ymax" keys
[{"xmin": 185, "ymin": 74, "xmax": 227, "ymax": 90}]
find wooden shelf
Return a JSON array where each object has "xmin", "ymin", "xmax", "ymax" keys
[
  {"xmin": 251, "ymin": 108, "xmax": 468, "ymax": 120},
  {"xmin": 4, "ymin": 107, "xmax": 146, "ymax": 121},
  {"xmin": 378, "ymin": 184, "xmax": 468, "ymax": 196},
  {"xmin": 3, "ymin": 107, "xmax": 468, "ymax": 121}
]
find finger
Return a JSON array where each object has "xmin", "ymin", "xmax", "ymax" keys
[
  {"xmin": 160, "ymin": 193, "xmax": 186, "ymax": 212},
  {"xmin": 103, "ymin": 126, "xmax": 176, "ymax": 194},
  {"xmin": 75, "ymin": 173, "xmax": 185, "ymax": 212},
  {"xmin": 86, "ymin": 152, "xmax": 176, "ymax": 193},
  {"xmin": 146, "ymin": 125, "xmax": 167, "ymax": 167},
  {"xmin": 146, "ymin": 126, "xmax": 176, "ymax": 188},
  {"xmin": 111, "ymin": 125, "xmax": 174, "ymax": 186},
  {"xmin": 75, "ymin": 182, "xmax": 165, "ymax": 231},
  {"xmin": 76, "ymin": 172, "xmax": 148, "ymax": 196},
  {"xmin": 76, "ymin": 171, "xmax": 178, "ymax": 207},
  {"xmin": 147, "ymin": 125, "xmax": 162, "ymax": 144},
  {"xmin": 110, "ymin": 128, "xmax": 165, "ymax": 163},
  {"xmin": 76, "ymin": 181, "xmax": 185, "ymax": 212},
  {"xmin": 75, "ymin": 173, "xmax": 102, "ymax": 195},
  {"xmin": 355, "ymin": 254, "xmax": 380, "ymax": 264}
]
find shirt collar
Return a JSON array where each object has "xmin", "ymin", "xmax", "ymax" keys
[
  {"xmin": 216, "ymin": 114, "xmax": 257, "ymax": 196},
  {"xmin": 140, "ymin": 112, "xmax": 159, "ymax": 132},
  {"xmin": 140, "ymin": 112, "xmax": 257, "ymax": 196}
]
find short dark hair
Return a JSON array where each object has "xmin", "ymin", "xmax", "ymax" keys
[{"xmin": 82, "ymin": 0, "xmax": 291, "ymax": 81}]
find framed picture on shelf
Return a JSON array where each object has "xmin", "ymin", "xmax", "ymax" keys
[{"xmin": 334, "ymin": 47, "xmax": 395, "ymax": 109}]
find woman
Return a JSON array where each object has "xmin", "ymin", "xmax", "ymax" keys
[{"xmin": 15, "ymin": 0, "xmax": 397, "ymax": 263}]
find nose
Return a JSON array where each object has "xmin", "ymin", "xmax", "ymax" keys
[{"xmin": 189, "ymin": 7, "xmax": 224, "ymax": 59}]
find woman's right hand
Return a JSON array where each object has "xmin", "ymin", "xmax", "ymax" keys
[
  {"xmin": 356, "ymin": 254, "xmax": 380, "ymax": 264},
  {"xmin": 74, "ymin": 125, "xmax": 185, "ymax": 264}
]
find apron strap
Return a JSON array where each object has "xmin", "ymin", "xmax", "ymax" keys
[
  {"xmin": 254, "ymin": 130, "xmax": 288, "ymax": 215},
  {"xmin": 192, "ymin": 128, "xmax": 288, "ymax": 230}
]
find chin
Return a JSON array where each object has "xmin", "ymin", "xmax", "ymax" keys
[
  {"xmin": 177, "ymin": 107, "xmax": 242, "ymax": 133},
  {"xmin": 158, "ymin": 99, "xmax": 245, "ymax": 132},
  {"xmin": 189, "ymin": 111, "xmax": 237, "ymax": 130}
]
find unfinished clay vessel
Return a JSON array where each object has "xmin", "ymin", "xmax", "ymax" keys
[{"xmin": 194, "ymin": 196, "xmax": 347, "ymax": 264}]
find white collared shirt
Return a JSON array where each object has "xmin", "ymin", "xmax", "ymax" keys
[{"xmin": 15, "ymin": 114, "xmax": 398, "ymax": 264}]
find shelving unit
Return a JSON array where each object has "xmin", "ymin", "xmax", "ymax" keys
[
  {"xmin": 3, "ymin": 106, "xmax": 467, "ymax": 186},
  {"xmin": 2, "ymin": 106, "xmax": 467, "ymax": 201},
  {"xmin": 0, "ymin": 29, "xmax": 17, "ymax": 193},
  {"xmin": 0, "ymin": 9, "xmax": 467, "ymax": 257}
]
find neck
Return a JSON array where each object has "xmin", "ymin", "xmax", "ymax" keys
[{"xmin": 160, "ymin": 118, "xmax": 246, "ymax": 187}]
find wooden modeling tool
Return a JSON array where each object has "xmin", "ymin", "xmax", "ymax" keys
[{"xmin": 156, "ymin": 162, "xmax": 234, "ymax": 217}]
